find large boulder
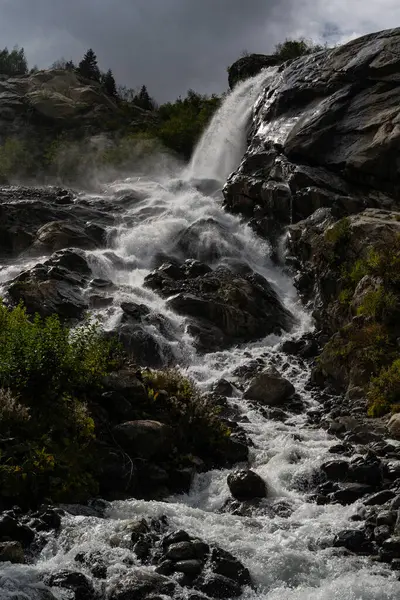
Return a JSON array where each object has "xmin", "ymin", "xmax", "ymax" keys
[
  {"xmin": 388, "ymin": 414, "xmax": 400, "ymax": 440},
  {"xmin": 112, "ymin": 420, "xmax": 173, "ymax": 460},
  {"xmin": 243, "ymin": 367, "xmax": 295, "ymax": 405},
  {"xmin": 7, "ymin": 248, "xmax": 91, "ymax": 319},
  {"xmin": 145, "ymin": 261, "xmax": 294, "ymax": 352},
  {"xmin": 227, "ymin": 469, "xmax": 267, "ymax": 501}
]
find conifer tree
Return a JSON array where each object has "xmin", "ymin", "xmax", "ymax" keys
[
  {"xmin": 78, "ymin": 48, "xmax": 101, "ymax": 82},
  {"xmin": 102, "ymin": 69, "xmax": 117, "ymax": 98}
]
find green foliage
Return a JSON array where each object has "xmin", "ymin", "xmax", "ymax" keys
[
  {"xmin": 0, "ymin": 46, "xmax": 28, "ymax": 76},
  {"xmin": 356, "ymin": 287, "xmax": 397, "ymax": 320},
  {"xmin": 157, "ymin": 90, "xmax": 221, "ymax": 158},
  {"xmin": 0, "ymin": 302, "xmax": 118, "ymax": 506},
  {"xmin": 368, "ymin": 359, "xmax": 400, "ymax": 417},
  {"xmin": 273, "ymin": 38, "xmax": 326, "ymax": 62},
  {"xmin": 324, "ymin": 217, "xmax": 351, "ymax": 265},
  {"xmin": 142, "ymin": 368, "xmax": 232, "ymax": 460}
]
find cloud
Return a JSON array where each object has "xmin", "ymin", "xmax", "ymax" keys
[{"xmin": 0, "ymin": 0, "xmax": 399, "ymax": 101}]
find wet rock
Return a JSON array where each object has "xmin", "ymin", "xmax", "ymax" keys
[
  {"xmin": 162, "ymin": 530, "xmax": 192, "ymax": 548},
  {"xmin": 194, "ymin": 574, "xmax": 242, "ymax": 599},
  {"xmin": 0, "ymin": 514, "xmax": 35, "ymax": 546},
  {"xmin": 364, "ymin": 490, "xmax": 396, "ymax": 506},
  {"xmin": 174, "ymin": 559, "xmax": 203, "ymax": 575},
  {"xmin": 145, "ymin": 263, "xmax": 294, "ymax": 352},
  {"xmin": 33, "ymin": 220, "xmax": 103, "ymax": 252},
  {"xmin": 227, "ymin": 469, "xmax": 267, "ymax": 501},
  {"xmin": 320, "ymin": 460, "xmax": 349, "ymax": 481},
  {"xmin": 374, "ymin": 525, "xmax": 392, "ymax": 545},
  {"xmin": 28, "ymin": 508, "xmax": 62, "ymax": 532},
  {"xmin": 210, "ymin": 547, "xmax": 252, "ymax": 586},
  {"xmin": 165, "ymin": 541, "xmax": 197, "ymax": 561},
  {"xmin": 376, "ymin": 510, "xmax": 397, "ymax": 527},
  {"xmin": 7, "ymin": 249, "xmax": 90, "ymax": 319},
  {"xmin": 243, "ymin": 367, "xmax": 295, "ymax": 405},
  {"xmin": 75, "ymin": 550, "xmax": 107, "ymax": 579},
  {"xmin": 108, "ymin": 569, "xmax": 176, "ymax": 600},
  {"xmin": 112, "ymin": 420, "xmax": 173, "ymax": 460},
  {"xmin": 330, "ymin": 483, "xmax": 374, "ymax": 505},
  {"xmin": 0, "ymin": 541, "xmax": 24, "ymax": 563},
  {"xmin": 380, "ymin": 537, "xmax": 400, "ymax": 561},
  {"xmin": 45, "ymin": 570, "xmax": 96, "ymax": 600},
  {"xmin": 333, "ymin": 529, "xmax": 370, "ymax": 554},
  {"xmin": 348, "ymin": 453, "xmax": 384, "ymax": 487},
  {"xmin": 212, "ymin": 379, "xmax": 237, "ymax": 397}
]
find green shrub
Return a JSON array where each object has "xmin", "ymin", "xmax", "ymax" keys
[
  {"xmin": 324, "ymin": 217, "xmax": 351, "ymax": 265},
  {"xmin": 142, "ymin": 368, "xmax": 231, "ymax": 461},
  {"xmin": 368, "ymin": 358, "xmax": 400, "ymax": 417},
  {"xmin": 0, "ymin": 302, "xmax": 119, "ymax": 506}
]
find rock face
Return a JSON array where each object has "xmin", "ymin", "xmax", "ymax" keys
[
  {"xmin": 243, "ymin": 367, "xmax": 295, "ymax": 405},
  {"xmin": 145, "ymin": 260, "xmax": 294, "ymax": 351},
  {"xmin": 0, "ymin": 69, "xmax": 119, "ymax": 144},
  {"xmin": 224, "ymin": 29, "xmax": 400, "ymax": 245},
  {"xmin": 227, "ymin": 54, "xmax": 281, "ymax": 89}
]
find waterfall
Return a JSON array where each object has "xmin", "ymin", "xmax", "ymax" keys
[{"xmin": 187, "ymin": 69, "xmax": 277, "ymax": 185}]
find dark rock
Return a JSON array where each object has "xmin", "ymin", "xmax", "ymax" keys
[
  {"xmin": 108, "ymin": 569, "xmax": 175, "ymax": 600},
  {"xmin": 7, "ymin": 249, "xmax": 90, "ymax": 319},
  {"xmin": 321, "ymin": 460, "xmax": 349, "ymax": 481},
  {"xmin": 243, "ymin": 367, "xmax": 295, "ymax": 405},
  {"xmin": 0, "ymin": 514, "xmax": 35, "ymax": 546},
  {"xmin": 380, "ymin": 537, "xmax": 400, "ymax": 561},
  {"xmin": 333, "ymin": 529, "xmax": 370, "ymax": 553},
  {"xmin": 165, "ymin": 541, "xmax": 197, "ymax": 562},
  {"xmin": 227, "ymin": 53, "xmax": 282, "ymax": 89},
  {"xmin": 155, "ymin": 559, "xmax": 174, "ymax": 575},
  {"xmin": 227, "ymin": 469, "xmax": 267, "ymax": 501},
  {"xmin": 145, "ymin": 263, "xmax": 294, "ymax": 352},
  {"xmin": 364, "ymin": 490, "xmax": 396, "ymax": 506},
  {"xmin": 194, "ymin": 574, "xmax": 242, "ymax": 598},
  {"xmin": 134, "ymin": 537, "xmax": 153, "ymax": 562},
  {"xmin": 374, "ymin": 525, "xmax": 392, "ymax": 545},
  {"xmin": 212, "ymin": 379, "xmax": 237, "ymax": 397},
  {"xmin": 0, "ymin": 541, "xmax": 24, "ymax": 563},
  {"xmin": 210, "ymin": 547, "xmax": 251, "ymax": 586},
  {"xmin": 45, "ymin": 570, "xmax": 96, "ymax": 600},
  {"xmin": 348, "ymin": 454, "xmax": 384, "ymax": 486},
  {"xmin": 162, "ymin": 530, "xmax": 191, "ymax": 548},
  {"xmin": 112, "ymin": 420, "xmax": 173, "ymax": 460},
  {"xmin": 75, "ymin": 551, "xmax": 107, "ymax": 579},
  {"xmin": 174, "ymin": 559, "xmax": 204, "ymax": 575},
  {"xmin": 331, "ymin": 483, "xmax": 374, "ymax": 505},
  {"xmin": 376, "ymin": 511, "xmax": 397, "ymax": 527}
]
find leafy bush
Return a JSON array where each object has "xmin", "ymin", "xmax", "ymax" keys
[
  {"xmin": 0, "ymin": 138, "xmax": 31, "ymax": 181},
  {"xmin": 324, "ymin": 217, "xmax": 352, "ymax": 265},
  {"xmin": 368, "ymin": 359, "xmax": 400, "ymax": 417},
  {"xmin": 273, "ymin": 39, "xmax": 326, "ymax": 62},
  {"xmin": 142, "ymin": 368, "xmax": 231, "ymax": 461},
  {"xmin": 0, "ymin": 302, "xmax": 118, "ymax": 506}
]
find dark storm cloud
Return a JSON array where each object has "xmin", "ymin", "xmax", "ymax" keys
[{"xmin": 0, "ymin": 0, "xmax": 397, "ymax": 101}]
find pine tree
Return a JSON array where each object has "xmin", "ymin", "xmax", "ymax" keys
[
  {"xmin": 134, "ymin": 85, "xmax": 154, "ymax": 111},
  {"xmin": 65, "ymin": 60, "xmax": 75, "ymax": 71},
  {"xmin": 102, "ymin": 69, "xmax": 117, "ymax": 98},
  {"xmin": 78, "ymin": 48, "xmax": 101, "ymax": 82},
  {"xmin": 0, "ymin": 46, "xmax": 28, "ymax": 76}
]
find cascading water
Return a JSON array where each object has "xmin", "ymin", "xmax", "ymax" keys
[{"xmin": 2, "ymin": 71, "xmax": 400, "ymax": 600}]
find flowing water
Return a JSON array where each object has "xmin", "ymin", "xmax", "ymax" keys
[{"xmin": 1, "ymin": 71, "xmax": 400, "ymax": 600}]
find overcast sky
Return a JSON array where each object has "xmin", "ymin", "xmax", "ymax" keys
[{"xmin": 0, "ymin": 0, "xmax": 399, "ymax": 101}]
